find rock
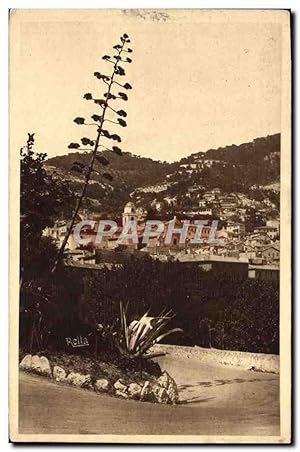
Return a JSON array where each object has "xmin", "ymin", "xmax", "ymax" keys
[
  {"xmin": 140, "ymin": 381, "xmax": 157, "ymax": 403},
  {"xmin": 66, "ymin": 372, "xmax": 79, "ymax": 385},
  {"xmin": 66, "ymin": 372, "xmax": 91, "ymax": 387},
  {"xmin": 39, "ymin": 356, "xmax": 52, "ymax": 377},
  {"xmin": 157, "ymin": 371, "xmax": 179, "ymax": 404},
  {"xmin": 127, "ymin": 382, "xmax": 142, "ymax": 400},
  {"xmin": 166, "ymin": 383, "xmax": 179, "ymax": 404},
  {"xmin": 78, "ymin": 373, "xmax": 92, "ymax": 387},
  {"xmin": 20, "ymin": 354, "xmax": 32, "ymax": 370},
  {"xmin": 94, "ymin": 378, "xmax": 110, "ymax": 393},
  {"xmin": 157, "ymin": 371, "xmax": 169, "ymax": 389},
  {"xmin": 152, "ymin": 385, "xmax": 170, "ymax": 404},
  {"xmin": 53, "ymin": 366, "xmax": 66, "ymax": 382},
  {"xmin": 115, "ymin": 390, "xmax": 129, "ymax": 399},
  {"xmin": 138, "ymin": 372, "xmax": 179, "ymax": 405},
  {"xmin": 113, "ymin": 379, "xmax": 127, "ymax": 393},
  {"xmin": 140, "ymin": 381, "xmax": 151, "ymax": 401},
  {"xmin": 31, "ymin": 355, "xmax": 41, "ymax": 372}
]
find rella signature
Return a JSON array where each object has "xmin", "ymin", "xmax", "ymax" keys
[{"xmin": 65, "ymin": 336, "xmax": 89, "ymax": 348}]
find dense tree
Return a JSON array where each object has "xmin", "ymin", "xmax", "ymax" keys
[
  {"xmin": 20, "ymin": 133, "xmax": 76, "ymax": 351},
  {"xmin": 244, "ymin": 208, "xmax": 266, "ymax": 233},
  {"xmin": 20, "ymin": 133, "xmax": 74, "ymax": 280}
]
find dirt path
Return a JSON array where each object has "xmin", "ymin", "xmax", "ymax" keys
[
  {"xmin": 157, "ymin": 352, "xmax": 279, "ymax": 409},
  {"xmin": 18, "ymin": 352, "xmax": 279, "ymax": 437}
]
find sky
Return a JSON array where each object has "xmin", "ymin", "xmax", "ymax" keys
[{"xmin": 10, "ymin": 9, "xmax": 282, "ymax": 163}]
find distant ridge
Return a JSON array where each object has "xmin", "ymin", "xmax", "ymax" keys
[{"xmin": 45, "ymin": 133, "xmax": 280, "ymax": 216}]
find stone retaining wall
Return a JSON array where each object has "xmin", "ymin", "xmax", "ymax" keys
[
  {"xmin": 19, "ymin": 354, "xmax": 179, "ymax": 404},
  {"xmin": 153, "ymin": 344, "xmax": 279, "ymax": 374}
]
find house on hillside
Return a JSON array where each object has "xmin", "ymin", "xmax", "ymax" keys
[
  {"xmin": 266, "ymin": 219, "xmax": 280, "ymax": 232},
  {"xmin": 254, "ymin": 225, "xmax": 279, "ymax": 240},
  {"xmin": 226, "ymin": 221, "xmax": 246, "ymax": 238},
  {"xmin": 244, "ymin": 231, "xmax": 273, "ymax": 249},
  {"xmin": 203, "ymin": 159, "xmax": 221, "ymax": 168},
  {"xmin": 198, "ymin": 207, "xmax": 213, "ymax": 216},
  {"xmin": 202, "ymin": 191, "xmax": 215, "ymax": 202},
  {"xmin": 43, "ymin": 220, "xmax": 77, "ymax": 251},
  {"xmin": 260, "ymin": 242, "xmax": 280, "ymax": 264}
]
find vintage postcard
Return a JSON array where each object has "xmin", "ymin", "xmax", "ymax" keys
[{"xmin": 9, "ymin": 9, "xmax": 291, "ymax": 443}]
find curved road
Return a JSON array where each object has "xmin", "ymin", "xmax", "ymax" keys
[{"xmin": 19, "ymin": 353, "xmax": 279, "ymax": 436}]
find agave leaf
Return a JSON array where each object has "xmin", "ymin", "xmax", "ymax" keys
[
  {"xmin": 128, "ymin": 319, "xmax": 139, "ymax": 334},
  {"xmin": 132, "ymin": 315, "xmax": 155, "ymax": 345},
  {"xmin": 140, "ymin": 318, "xmax": 165, "ymax": 339},
  {"xmin": 127, "ymin": 321, "xmax": 140, "ymax": 345},
  {"xmin": 135, "ymin": 321, "xmax": 155, "ymax": 349},
  {"xmin": 120, "ymin": 302, "xmax": 129, "ymax": 350},
  {"xmin": 143, "ymin": 352, "xmax": 166, "ymax": 360},
  {"xmin": 118, "ymin": 305, "xmax": 183, "ymax": 358},
  {"xmin": 158, "ymin": 307, "xmax": 167, "ymax": 316},
  {"xmin": 124, "ymin": 301, "xmax": 129, "ymax": 316},
  {"xmin": 159, "ymin": 313, "xmax": 176, "ymax": 322},
  {"xmin": 138, "ymin": 318, "xmax": 172, "ymax": 355},
  {"xmin": 155, "ymin": 315, "xmax": 172, "ymax": 325},
  {"xmin": 153, "ymin": 328, "xmax": 183, "ymax": 345},
  {"xmin": 128, "ymin": 316, "xmax": 154, "ymax": 352},
  {"xmin": 138, "ymin": 316, "xmax": 179, "ymax": 354},
  {"xmin": 122, "ymin": 310, "xmax": 129, "ymax": 351},
  {"xmin": 160, "ymin": 308, "xmax": 173, "ymax": 318},
  {"xmin": 119, "ymin": 302, "xmax": 124, "ymax": 337}
]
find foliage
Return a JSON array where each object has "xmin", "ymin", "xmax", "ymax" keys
[
  {"xmin": 47, "ymin": 150, "xmax": 170, "ymax": 215},
  {"xmin": 117, "ymin": 303, "xmax": 182, "ymax": 360},
  {"xmin": 21, "ymin": 257, "xmax": 278, "ymax": 355},
  {"xmin": 64, "ymin": 258, "xmax": 279, "ymax": 355},
  {"xmin": 19, "ymin": 266, "xmax": 82, "ymax": 352},
  {"xmin": 20, "ymin": 134, "xmax": 74, "ymax": 246},
  {"xmin": 19, "ymin": 133, "xmax": 76, "ymax": 350},
  {"xmin": 20, "ymin": 134, "xmax": 75, "ymax": 281}
]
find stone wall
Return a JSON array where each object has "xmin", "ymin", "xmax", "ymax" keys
[
  {"xmin": 19, "ymin": 354, "xmax": 179, "ymax": 404},
  {"xmin": 153, "ymin": 344, "xmax": 279, "ymax": 374}
]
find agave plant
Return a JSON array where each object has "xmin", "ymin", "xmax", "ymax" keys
[
  {"xmin": 117, "ymin": 302, "xmax": 183, "ymax": 360},
  {"xmin": 51, "ymin": 33, "xmax": 133, "ymax": 273}
]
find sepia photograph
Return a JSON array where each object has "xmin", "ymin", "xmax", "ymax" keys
[{"xmin": 9, "ymin": 8, "xmax": 291, "ymax": 443}]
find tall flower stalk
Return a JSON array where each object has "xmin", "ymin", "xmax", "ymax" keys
[{"xmin": 51, "ymin": 33, "xmax": 133, "ymax": 273}]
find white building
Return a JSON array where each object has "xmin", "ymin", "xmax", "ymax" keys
[
  {"xmin": 43, "ymin": 220, "xmax": 77, "ymax": 251},
  {"xmin": 122, "ymin": 201, "xmax": 137, "ymax": 227}
]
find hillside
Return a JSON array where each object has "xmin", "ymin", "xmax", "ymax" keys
[
  {"xmin": 46, "ymin": 151, "xmax": 172, "ymax": 218},
  {"xmin": 47, "ymin": 150, "xmax": 171, "ymax": 189},
  {"xmin": 174, "ymin": 133, "xmax": 280, "ymax": 191},
  {"xmin": 45, "ymin": 133, "xmax": 280, "ymax": 218}
]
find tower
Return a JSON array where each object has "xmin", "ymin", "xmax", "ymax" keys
[{"xmin": 122, "ymin": 201, "xmax": 137, "ymax": 227}]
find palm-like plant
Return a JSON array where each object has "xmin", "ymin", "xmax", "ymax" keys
[{"xmin": 117, "ymin": 303, "xmax": 183, "ymax": 360}]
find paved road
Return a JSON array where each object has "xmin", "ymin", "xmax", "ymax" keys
[{"xmin": 19, "ymin": 353, "xmax": 279, "ymax": 436}]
